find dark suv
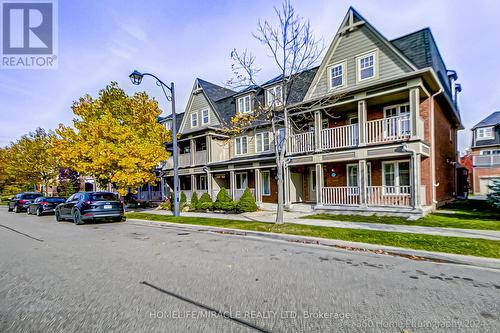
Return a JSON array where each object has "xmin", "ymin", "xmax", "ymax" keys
[
  {"xmin": 55, "ymin": 192, "xmax": 125, "ymax": 225},
  {"xmin": 8, "ymin": 192, "xmax": 43, "ymax": 213}
]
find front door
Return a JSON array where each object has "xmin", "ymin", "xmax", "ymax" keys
[
  {"xmin": 309, "ymin": 168, "xmax": 316, "ymax": 202},
  {"xmin": 290, "ymin": 173, "xmax": 304, "ymax": 202}
]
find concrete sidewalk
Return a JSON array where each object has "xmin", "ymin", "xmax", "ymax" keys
[{"xmin": 134, "ymin": 208, "xmax": 500, "ymax": 241}]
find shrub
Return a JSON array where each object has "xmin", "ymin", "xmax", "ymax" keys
[
  {"xmin": 213, "ymin": 187, "xmax": 236, "ymax": 211},
  {"xmin": 487, "ymin": 179, "xmax": 500, "ymax": 210},
  {"xmin": 190, "ymin": 192, "xmax": 199, "ymax": 210},
  {"xmin": 197, "ymin": 192, "xmax": 213, "ymax": 210},
  {"xmin": 158, "ymin": 199, "xmax": 171, "ymax": 211},
  {"xmin": 237, "ymin": 188, "xmax": 258, "ymax": 212}
]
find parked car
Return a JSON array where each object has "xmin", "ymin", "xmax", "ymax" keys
[
  {"xmin": 8, "ymin": 192, "xmax": 43, "ymax": 213},
  {"xmin": 27, "ymin": 197, "xmax": 66, "ymax": 216},
  {"xmin": 55, "ymin": 192, "xmax": 125, "ymax": 225}
]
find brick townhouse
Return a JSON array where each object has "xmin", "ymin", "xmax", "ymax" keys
[
  {"xmin": 470, "ymin": 111, "xmax": 500, "ymax": 195},
  {"xmin": 159, "ymin": 7, "xmax": 463, "ymax": 216}
]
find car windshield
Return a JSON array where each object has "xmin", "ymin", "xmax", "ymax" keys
[
  {"xmin": 46, "ymin": 198, "xmax": 65, "ymax": 203},
  {"xmin": 23, "ymin": 194, "xmax": 41, "ymax": 199},
  {"xmin": 90, "ymin": 193, "xmax": 118, "ymax": 201}
]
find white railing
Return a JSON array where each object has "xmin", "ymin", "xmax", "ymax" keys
[
  {"xmin": 366, "ymin": 186, "xmax": 411, "ymax": 207},
  {"xmin": 365, "ymin": 115, "xmax": 411, "ymax": 144},
  {"xmin": 288, "ymin": 132, "xmax": 315, "ymax": 154},
  {"xmin": 322, "ymin": 124, "xmax": 358, "ymax": 150},
  {"xmin": 321, "ymin": 187, "xmax": 360, "ymax": 205},
  {"xmin": 138, "ymin": 190, "xmax": 162, "ymax": 201},
  {"xmin": 179, "ymin": 153, "xmax": 191, "ymax": 167},
  {"xmin": 234, "ymin": 188, "xmax": 255, "ymax": 201},
  {"xmin": 194, "ymin": 150, "xmax": 207, "ymax": 165},
  {"xmin": 473, "ymin": 155, "xmax": 500, "ymax": 167}
]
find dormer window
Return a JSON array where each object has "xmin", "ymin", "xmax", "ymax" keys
[
  {"xmin": 266, "ymin": 85, "xmax": 283, "ymax": 107},
  {"xmin": 357, "ymin": 51, "xmax": 376, "ymax": 82},
  {"xmin": 237, "ymin": 95, "xmax": 251, "ymax": 113},
  {"xmin": 329, "ymin": 63, "xmax": 344, "ymax": 88},
  {"xmin": 476, "ymin": 127, "xmax": 494, "ymax": 140},
  {"xmin": 191, "ymin": 112, "xmax": 198, "ymax": 127}
]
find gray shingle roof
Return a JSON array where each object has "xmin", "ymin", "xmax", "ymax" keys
[
  {"xmin": 472, "ymin": 111, "xmax": 500, "ymax": 129},
  {"xmin": 391, "ymin": 28, "xmax": 452, "ymax": 98},
  {"xmin": 197, "ymin": 79, "xmax": 236, "ymax": 102}
]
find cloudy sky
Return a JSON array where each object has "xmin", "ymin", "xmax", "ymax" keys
[{"xmin": 1, "ymin": 0, "xmax": 499, "ymax": 152}]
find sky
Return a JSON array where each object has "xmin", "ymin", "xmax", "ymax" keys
[{"xmin": 1, "ymin": 0, "xmax": 499, "ymax": 153}]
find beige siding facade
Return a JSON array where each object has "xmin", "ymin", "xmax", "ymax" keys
[{"xmin": 181, "ymin": 92, "xmax": 220, "ymax": 133}]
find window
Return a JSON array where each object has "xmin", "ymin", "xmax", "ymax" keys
[
  {"xmin": 235, "ymin": 172, "xmax": 248, "ymax": 190},
  {"xmin": 237, "ymin": 95, "xmax": 251, "ymax": 113},
  {"xmin": 164, "ymin": 120, "xmax": 172, "ymax": 131},
  {"xmin": 347, "ymin": 164, "xmax": 358, "ymax": 188},
  {"xmin": 262, "ymin": 171, "xmax": 271, "ymax": 196},
  {"xmin": 481, "ymin": 149, "xmax": 500, "ymax": 155},
  {"xmin": 255, "ymin": 132, "xmax": 270, "ymax": 152},
  {"xmin": 235, "ymin": 136, "xmax": 248, "ymax": 155},
  {"xmin": 357, "ymin": 52, "xmax": 376, "ymax": 81},
  {"xmin": 329, "ymin": 63, "xmax": 344, "ymax": 88},
  {"xmin": 384, "ymin": 104, "xmax": 410, "ymax": 138},
  {"xmin": 202, "ymin": 109, "xmax": 209, "ymax": 125},
  {"xmin": 382, "ymin": 161, "xmax": 410, "ymax": 195},
  {"xmin": 191, "ymin": 112, "xmax": 198, "ymax": 127},
  {"xmin": 476, "ymin": 127, "xmax": 494, "ymax": 140},
  {"xmin": 266, "ymin": 85, "xmax": 283, "ymax": 107}
]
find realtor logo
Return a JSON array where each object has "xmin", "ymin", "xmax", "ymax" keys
[{"xmin": 1, "ymin": 0, "xmax": 58, "ymax": 69}]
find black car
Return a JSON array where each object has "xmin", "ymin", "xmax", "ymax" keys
[
  {"xmin": 27, "ymin": 197, "xmax": 66, "ymax": 216},
  {"xmin": 8, "ymin": 192, "xmax": 43, "ymax": 213},
  {"xmin": 55, "ymin": 192, "xmax": 125, "ymax": 225}
]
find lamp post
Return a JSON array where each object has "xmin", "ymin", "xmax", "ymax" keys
[{"xmin": 129, "ymin": 70, "xmax": 180, "ymax": 217}]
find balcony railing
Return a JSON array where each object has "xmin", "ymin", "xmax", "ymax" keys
[
  {"xmin": 322, "ymin": 186, "xmax": 360, "ymax": 205},
  {"xmin": 138, "ymin": 191, "xmax": 162, "ymax": 201},
  {"xmin": 179, "ymin": 153, "xmax": 190, "ymax": 167},
  {"xmin": 365, "ymin": 115, "xmax": 411, "ymax": 144},
  {"xmin": 322, "ymin": 124, "xmax": 358, "ymax": 150},
  {"xmin": 194, "ymin": 150, "xmax": 207, "ymax": 165},
  {"xmin": 366, "ymin": 186, "xmax": 411, "ymax": 207},
  {"xmin": 288, "ymin": 132, "xmax": 315, "ymax": 154},
  {"xmin": 234, "ymin": 188, "xmax": 255, "ymax": 200},
  {"xmin": 473, "ymin": 155, "xmax": 500, "ymax": 167}
]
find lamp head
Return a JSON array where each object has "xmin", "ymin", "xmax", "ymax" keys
[{"xmin": 129, "ymin": 70, "xmax": 143, "ymax": 85}]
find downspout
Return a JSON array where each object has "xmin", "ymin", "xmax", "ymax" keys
[
  {"xmin": 430, "ymin": 89, "xmax": 443, "ymax": 206},
  {"xmin": 401, "ymin": 143, "xmax": 419, "ymax": 209}
]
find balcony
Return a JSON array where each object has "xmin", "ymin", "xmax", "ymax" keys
[
  {"xmin": 321, "ymin": 185, "xmax": 412, "ymax": 207},
  {"xmin": 288, "ymin": 114, "xmax": 412, "ymax": 154},
  {"xmin": 194, "ymin": 150, "xmax": 207, "ymax": 165},
  {"xmin": 473, "ymin": 155, "xmax": 500, "ymax": 167},
  {"xmin": 179, "ymin": 153, "xmax": 191, "ymax": 167}
]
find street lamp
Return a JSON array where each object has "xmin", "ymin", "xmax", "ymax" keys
[{"xmin": 129, "ymin": 69, "xmax": 180, "ymax": 217}]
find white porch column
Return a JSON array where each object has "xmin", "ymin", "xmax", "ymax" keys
[
  {"xmin": 229, "ymin": 170, "xmax": 236, "ymax": 200},
  {"xmin": 191, "ymin": 174, "xmax": 196, "ymax": 193},
  {"xmin": 206, "ymin": 135, "xmax": 212, "ymax": 163},
  {"xmin": 315, "ymin": 163, "xmax": 324, "ymax": 205},
  {"xmin": 208, "ymin": 172, "xmax": 215, "ymax": 200},
  {"xmin": 409, "ymin": 87, "xmax": 421, "ymax": 138},
  {"xmin": 412, "ymin": 153, "xmax": 422, "ymax": 208},
  {"xmin": 284, "ymin": 165, "xmax": 291, "ymax": 209},
  {"xmin": 314, "ymin": 110, "xmax": 322, "ymax": 151},
  {"xmin": 357, "ymin": 100, "xmax": 367, "ymax": 146},
  {"xmin": 358, "ymin": 159, "xmax": 368, "ymax": 206},
  {"xmin": 190, "ymin": 138, "xmax": 196, "ymax": 166},
  {"xmin": 255, "ymin": 168, "xmax": 262, "ymax": 207}
]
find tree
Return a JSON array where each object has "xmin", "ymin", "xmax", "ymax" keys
[
  {"xmin": 197, "ymin": 192, "xmax": 213, "ymax": 210},
  {"xmin": 57, "ymin": 168, "xmax": 80, "ymax": 197},
  {"xmin": 190, "ymin": 191, "xmax": 199, "ymax": 210},
  {"xmin": 213, "ymin": 187, "xmax": 236, "ymax": 211},
  {"xmin": 52, "ymin": 82, "xmax": 170, "ymax": 195},
  {"xmin": 225, "ymin": 0, "xmax": 327, "ymax": 223},
  {"xmin": 487, "ymin": 179, "xmax": 500, "ymax": 210},
  {"xmin": 6, "ymin": 128, "xmax": 59, "ymax": 196},
  {"xmin": 237, "ymin": 188, "xmax": 258, "ymax": 212}
]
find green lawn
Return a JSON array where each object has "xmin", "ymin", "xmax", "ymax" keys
[
  {"xmin": 126, "ymin": 212, "xmax": 500, "ymax": 259},
  {"xmin": 303, "ymin": 200, "xmax": 500, "ymax": 231}
]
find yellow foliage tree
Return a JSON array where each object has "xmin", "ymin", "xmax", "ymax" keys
[{"xmin": 52, "ymin": 82, "xmax": 170, "ymax": 195}]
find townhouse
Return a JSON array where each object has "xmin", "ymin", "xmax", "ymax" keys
[
  {"xmin": 159, "ymin": 7, "xmax": 463, "ymax": 216},
  {"xmin": 470, "ymin": 111, "xmax": 500, "ymax": 195}
]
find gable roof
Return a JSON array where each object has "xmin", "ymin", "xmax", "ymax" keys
[
  {"xmin": 472, "ymin": 111, "xmax": 500, "ymax": 129},
  {"xmin": 197, "ymin": 78, "xmax": 236, "ymax": 102},
  {"xmin": 391, "ymin": 28, "xmax": 452, "ymax": 99}
]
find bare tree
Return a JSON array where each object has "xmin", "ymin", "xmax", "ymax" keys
[{"xmin": 225, "ymin": 0, "xmax": 325, "ymax": 224}]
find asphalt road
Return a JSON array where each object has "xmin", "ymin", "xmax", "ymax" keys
[{"xmin": 0, "ymin": 206, "xmax": 498, "ymax": 333}]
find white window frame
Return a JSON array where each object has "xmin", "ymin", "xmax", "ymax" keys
[
  {"xmin": 255, "ymin": 132, "xmax": 270, "ymax": 153},
  {"xmin": 201, "ymin": 109, "xmax": 209, "ymax": 125},
  {"xmin": 328, "ymin": 62, "xmax": 345, "ymax": 89},
  {"xmin": 164, "ymin": 120, "xmax": 172, "ymax": 131},
  {"xmin": 481, "ymin": 149, "xmax": 500, "ymax": 155},
  {"xmin": 198, "ymin": 175, "xmax": 207, "ymax": 190},
  {"xmin": 191, "ymin": 112, "xmax": 198, "ymax": 128},
  {"xmin": 261, "ymin": 171, "xmax": 271, "ymax": 196},
  {"xmin": 234, "ymin": 136, "xmax": 248, "ymax": 155},
  {"xmin": 382, "ymin": 160, "xmax": 411, "ymax": 195},
  {"xmin": 383, "ymin": 103, "xmax": 411, "ymax": 138},
  {"xmin": 237, "ymin": 94, "xmax": 252, "ymax": 114},
  {"xmin": 266, "ymin": 85, "xmax": 283, "ymax": 107},
  {"xmin": 235, "ymin": 172, "xmax": 248, "ymax": 190},
  {"xmin": 476, "ymin": 127, "xmax": 494, "ymax": 140},
  {"xmin": 356, "ymin": 50, "xmax": 377, "ymax": 82}
]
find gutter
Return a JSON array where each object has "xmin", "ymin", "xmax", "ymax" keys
[{"xmin": 430, "ymin": 89, "xmax": 443, "ymax": 205}]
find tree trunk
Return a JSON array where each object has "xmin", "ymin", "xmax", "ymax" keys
[{"xmin": 275, "ymin": 154, "xmax": 284, "ymax": 224}]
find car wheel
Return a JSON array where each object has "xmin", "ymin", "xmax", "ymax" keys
[
  {"xmin": 27, "ymin": 207, "xmax": 31, "ymax": 215},
  {"xmin": 72, "ymin": 209, "xmax": 83, "ymax": 225},
  {"xmin": 13, "ymin": 205, "xmax": 19, "ymax": 213},
  {"xmin": 7, "ymin": 205, "xmax": 13, "ymax": 212},
  {"xmin": 36, "ymin": 208, "xmax": 43, "ymax": 216},
  {"xmin": 55, "ymin": 210, "xmax": 63, "ymax": 222}
]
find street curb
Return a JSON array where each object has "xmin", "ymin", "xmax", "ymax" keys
[{"xmin": 127, "ymin": 218, "xmax": 500, "ymax": 271}]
